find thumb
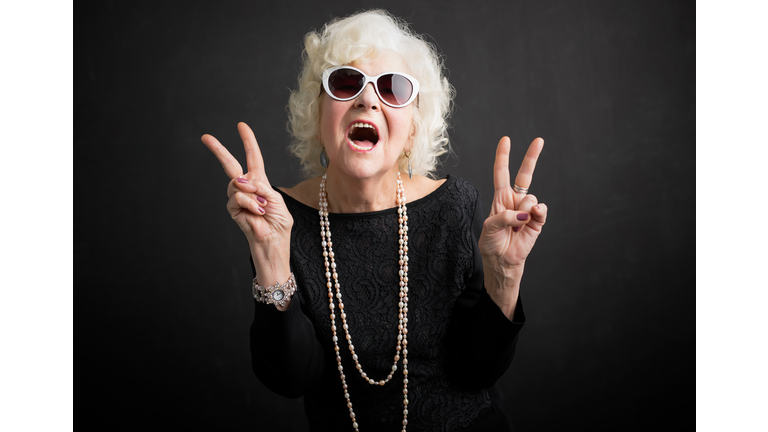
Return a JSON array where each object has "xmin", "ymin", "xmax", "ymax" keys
[{"xmin": 228, "ymin": 177, "xmax": 281, "ymax": 205}]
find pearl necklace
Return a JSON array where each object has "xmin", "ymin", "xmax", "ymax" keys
[{"xmin": 320, "ymin": 172, "xmax": 410, "ymax": 432}]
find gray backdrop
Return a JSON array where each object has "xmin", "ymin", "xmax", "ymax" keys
[{"xmin": 76, "ymin": 0, "xmax": 693, "ymax": 430}]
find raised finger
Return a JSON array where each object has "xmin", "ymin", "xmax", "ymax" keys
[
  {"xmin": 493, "ymin": 136, "xmax": 512, "ymax": 193},
  {"xmin": 201, "ymin": 133, "xmax": 244, "ymax": 180},
  {"xmin": 513, "ymin": 137, "xmax": 544, "ymax": 192},
  {"xmin": 238, "ymin": 122, "xmax": 268, "ymax": 183}
]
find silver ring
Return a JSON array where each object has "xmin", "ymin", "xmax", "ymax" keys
[{"xmin": 513, "ymin": 184, "xmax": 529, "ymax": 194}]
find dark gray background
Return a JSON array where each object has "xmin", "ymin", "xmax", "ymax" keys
[{"xmin": 76, "ymin": 0, "xmax": 693, "ymax": 430}]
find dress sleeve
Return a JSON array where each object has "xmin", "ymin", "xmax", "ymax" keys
[
  {"xmin": 249, "ymin": 257, "xmax": 326, "ymax": 399},
  {"xmin": 444, "ymin": 194, "xmax": 526, "ymax": 391}
]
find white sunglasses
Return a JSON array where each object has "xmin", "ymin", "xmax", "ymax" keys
[{"xmin": 322, "ymin": 66, "xmax": 420, "ymax": 108}]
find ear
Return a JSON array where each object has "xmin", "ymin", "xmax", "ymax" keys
[{"xmin": 409, "ymin": 102, "xmax": 420, "ymax": 137}]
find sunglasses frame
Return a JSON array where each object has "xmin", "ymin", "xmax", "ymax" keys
[{"xmin": 322, "ymin": 66, "xmax": 420, "ymax": 108}]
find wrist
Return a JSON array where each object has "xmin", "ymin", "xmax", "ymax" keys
[
  {"xmin": 250, "ymin": 243, "xmax": 291, "ymax": 286},
  {"xmin": 482, "ymin": 259, "xmax": 524, "ymax": 319},
  {"xmin": 482, "ymin": 256, "xmax": 525, "ymax": 285},
  {"xmin": 253, "ymin": 272, "xmax": 296, "ymax": 312}
]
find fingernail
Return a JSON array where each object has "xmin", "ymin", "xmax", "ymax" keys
[
  {"xmin": 236, "ymin": 177, "xmax": 248, "ymax": 184},
  {"xmin": 534, "ymin": 205, "xmax": 540, "ymax": 210},
  {"xmin": 256, "ymin": 196, "xmax": 267, "ymax": 205},
  {"xmin": 513, "ymin": 226, "xmax": 520, "ymax": 232},
  {"xmin": 257, "ymin": 206, "xmax": 265, "ymax": 214},
  {"xmin": 516, "ymin": 213, "xmax": 529, "ymax": 221}
]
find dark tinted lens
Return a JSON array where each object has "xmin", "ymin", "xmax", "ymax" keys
[
  {"xmin": 328, "ymin": 69, "xmax": 364, "ymax": 99},
  {"xmin": 377, "ymin": 74, "xmax": 413, "ymax": 106}
]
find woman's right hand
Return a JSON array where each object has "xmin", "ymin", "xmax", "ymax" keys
[{"xmin": 201, "ymin": 122, "xmax": 294, "ymax": 288}]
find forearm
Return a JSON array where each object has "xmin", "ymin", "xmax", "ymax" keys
[
  {"xmin": 248, "ymin": 239, "xmax": 324, "ymax": 397},
  {"xmin": 482, "ymin": 258, "xmax": 523, "ymax": 320},
  {"xmin": 445, "ymin": 286, "xmax": 525, "ymax": 390},
  {"xmin": 250, "ymin": 297, "xmax": 326, "ymax": 398}
]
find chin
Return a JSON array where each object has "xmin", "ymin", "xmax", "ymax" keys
[{"xmin": 334, "ymin": 160, "xmax": 395, "ymax": 181}]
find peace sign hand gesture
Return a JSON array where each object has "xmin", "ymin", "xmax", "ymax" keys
[
  {"xmin": 201, "ymin": 122, "xmax": 293, "ymax": 296},
  {"xmin": 478, "ymin": 137, "xmax": 548, "ymax": 319}
]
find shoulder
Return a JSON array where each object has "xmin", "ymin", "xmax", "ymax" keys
[
  {"xmin": 434, "ymin": 176, "xmax": 480, "ymax": 204},
  {"xmin": 277, "ymin": 176, "xmax": 323, "ymax": 210},
  {"xmin": 403, "ymin": 175, "xmax": 447, "ymax": 203},
  {"xmin": 435, "ymin": 177, "xmax": 482, "ymax": 224},
  {"xmin": 408, "ymin": 176, "xmax": 480, "ymax": 218},
  {"xmin": 446, "ymin": 176, "xmax": 479, "ymax": 197}
]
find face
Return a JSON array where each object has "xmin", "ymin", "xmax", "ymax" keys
[{"xmin": 319, "ymin": 50, "xmax": 416, "ymax": 181}]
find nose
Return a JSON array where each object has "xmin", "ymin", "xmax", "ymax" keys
[{"xmin": 354, "ymin": 82, "xmax": 380, "ymax": 111}]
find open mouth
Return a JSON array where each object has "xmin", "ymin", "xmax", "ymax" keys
[{"xmin": 347, "ymin": 122, "xmax": 379, "ymax": 151}]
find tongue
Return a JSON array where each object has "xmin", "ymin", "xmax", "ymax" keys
[{"xmin": 353, "ymin": 140, "xmax": 376, "ymax": 148}]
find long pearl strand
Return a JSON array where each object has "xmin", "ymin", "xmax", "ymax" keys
[{"xmin": 320, "ymin": 172, "xmax": 410, "ymax": 432}]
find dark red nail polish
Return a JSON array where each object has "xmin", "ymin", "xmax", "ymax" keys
[
  {"xmin": 516, "ymin": 213, "xmax": 529, "ymax": 221},
  {"xmin": 513, "ymin": 226, "xmax": 520, "ymax": 232},
  {"xmin": 257, "ymin": 206, "xmax": 265, "ymax": 214},
  {"xmin": 236, "ymin": 177, "xmax": 248, "ymax": 184},
  {"xmin": 257, "ymin": 196, "xmax": 267, "ymax": 205}
]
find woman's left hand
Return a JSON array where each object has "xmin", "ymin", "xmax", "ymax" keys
[{"xmin": 478, "ymin": 137, "xmax": 547, "ymax": 319}]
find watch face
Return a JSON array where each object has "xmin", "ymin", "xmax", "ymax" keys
[{"xmin": 273, "ymin": 289, "xmax": 285, "ymax": 301}]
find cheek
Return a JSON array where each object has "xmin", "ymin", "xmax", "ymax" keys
[
  {"xmin": 392, "ymin": 111, "xmax": 415, "ymax": 141},
  {"xmin": 320, "ymin": 100, "xmax": 349, "ymax": 140},
  {"xmin": 318, "ymin": 105, "xmax": 338, "ymax": 142},
  {"xmin": 319, "ymin": 115, "xmax": 331, "ymax": 141}
]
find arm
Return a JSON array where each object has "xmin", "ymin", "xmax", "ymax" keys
[
  {"xmin": 202, "ymin": 123, "xmax": 293, "ymax": 303},
  {"xmin": 446, "ymin": 136, "xmax": 548, "ymax": 390},
  {"xmin": 202, "ymin": 123, "xmax": 325, "ymax": 397},
  {"xmin": 445, "ymin": 194, "xmax": 526, "ymax": 391}
]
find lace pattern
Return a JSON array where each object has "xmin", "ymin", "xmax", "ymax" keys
[{"xmin": 281, "ymin": 176, "xmax": 495, "ymax": 431}]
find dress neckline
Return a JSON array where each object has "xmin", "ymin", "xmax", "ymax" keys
[{"xmin": 275, "ymin": 175, "xmax": 456, "ymax": 218}]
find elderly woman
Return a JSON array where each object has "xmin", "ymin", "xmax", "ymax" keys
[{"xmin": 202, "ymin": 10, "xmax": 546, "ymax": 432}]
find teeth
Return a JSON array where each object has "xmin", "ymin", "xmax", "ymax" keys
[
  {"xmin": 348, "ymin": 122, "xmax": 378, "ymax": 151},
  {"xmin": 349, "ymin": 141, "xmax": 374, "ymax": 151}
]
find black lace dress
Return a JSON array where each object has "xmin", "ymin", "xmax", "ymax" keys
[{"xmin": 250, "ymin": 176, "xmax": 525, "ymax": 431}]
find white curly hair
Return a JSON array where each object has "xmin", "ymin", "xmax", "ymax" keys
[{"xmin": 287, "ymin": 9, "xmax": 455, "ymax": 178}]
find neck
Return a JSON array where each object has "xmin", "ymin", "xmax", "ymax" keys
[{"xmin": 324, "ymin": 167, "xmax": 401, "ymax": 213}]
